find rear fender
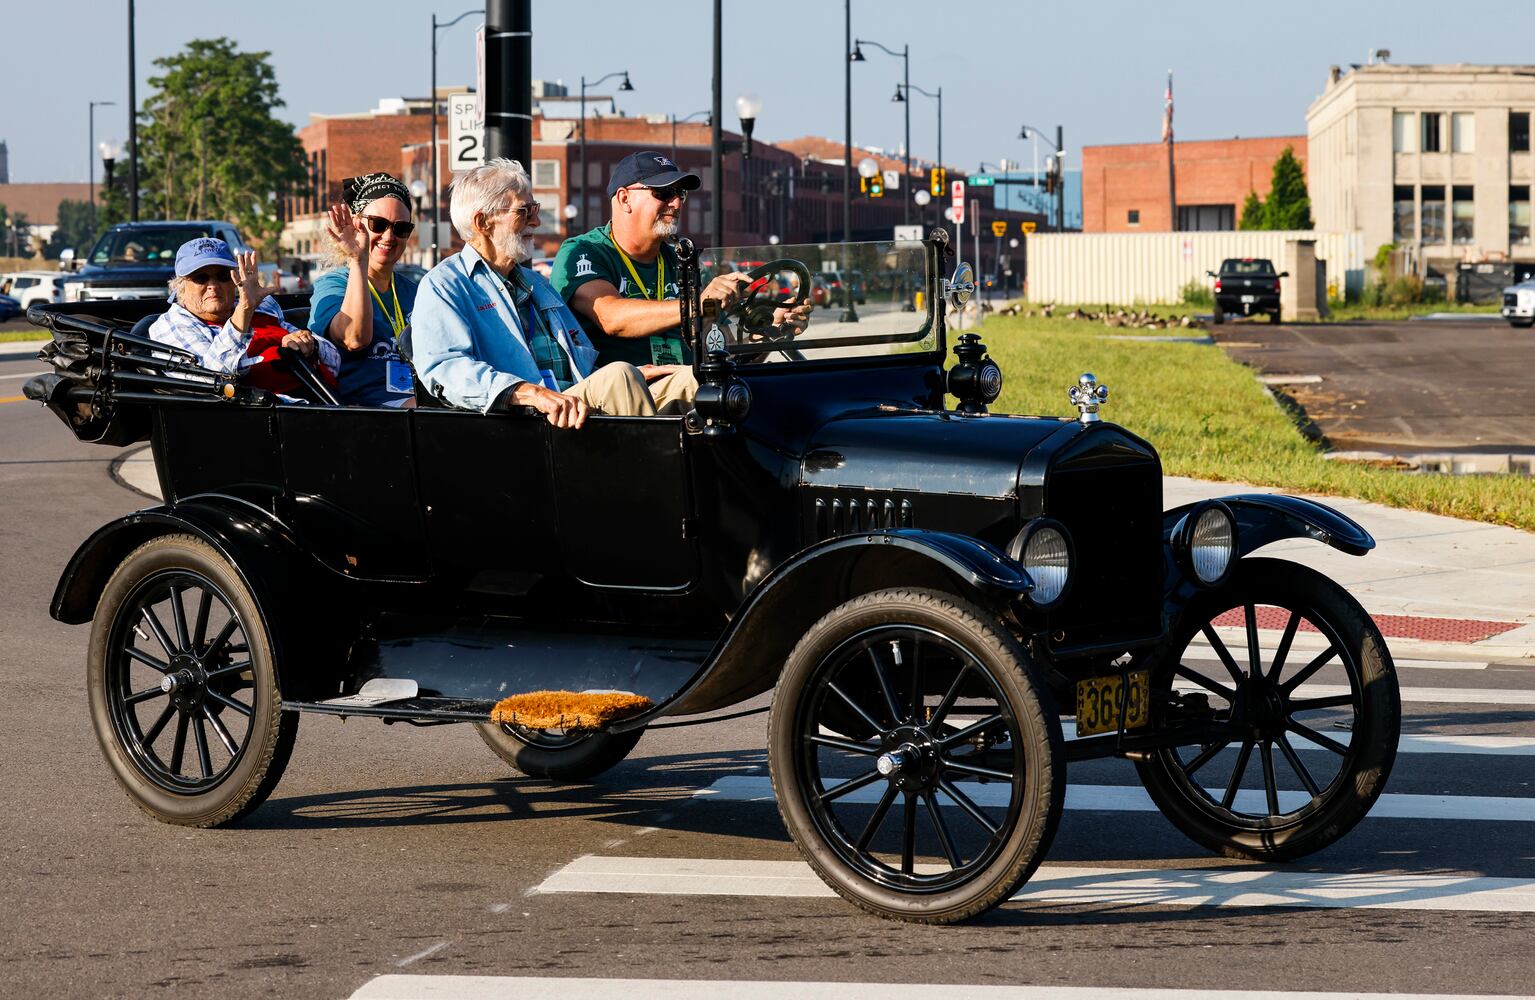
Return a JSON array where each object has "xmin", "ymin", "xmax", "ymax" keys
[{"xmin": 647, "ymin": 529, "xmax": 1034, "ymax": 722}]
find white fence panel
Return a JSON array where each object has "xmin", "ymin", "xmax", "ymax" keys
[{"xmin": 1025, "ymin": 231, "xmax": 1365, "ymax": 305}]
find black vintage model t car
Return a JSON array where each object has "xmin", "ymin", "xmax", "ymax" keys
[{"xmin": 25, "ymin": 232, "xmax": 1399, "ymax": 923}]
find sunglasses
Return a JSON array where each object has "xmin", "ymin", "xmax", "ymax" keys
[
  {"xmin": 360, "ymin": 214, "xmax": 416, "ymax": 239},
  {"xmin": 647, "ymin": 185, "xmax": 689, "ymax": 204},
  {"xmin": 507, "ymin": 200, "xmax": 541, "ymax": 221},
  {"xmin": 186, "ymin": 268, "xmax": 234, "ymax": 286}
]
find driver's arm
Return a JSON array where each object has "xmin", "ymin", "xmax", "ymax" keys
[{"xmin": 568, "ymin": 279, "xmax": 683, "ymax": 339}]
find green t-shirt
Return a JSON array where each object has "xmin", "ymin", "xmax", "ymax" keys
[{"xmin": 551, "ymin": 223, "xmax": 692, "ymax": 367}]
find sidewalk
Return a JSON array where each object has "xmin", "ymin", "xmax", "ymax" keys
[
  {"xmin": 0, "ymin": 338, "xmax": 49, "ymax": 360},
  {"xmin": 110, "ymin": 448, "xmax": 1535, "ymax": 661}
]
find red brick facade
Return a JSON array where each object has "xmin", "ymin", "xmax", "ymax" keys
[{"xmin": 1081, "ymin": 136, "xmax": 1307, "ymax": 232}]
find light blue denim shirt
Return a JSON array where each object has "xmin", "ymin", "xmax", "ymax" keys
[{"xmin": 408, "ymin": 243, "xmax": 599, "ymax": 413}]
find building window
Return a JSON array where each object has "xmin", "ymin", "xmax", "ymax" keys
[
  {"xmin": 1511, "ymin": 186, "xmax": 1530, "ymax": 244},
  {"xmin": 1451, "ymin": 186, "xmax": 1474, "ymax": 244},
  {"xmin": 531, "ymin": 159, "xmax": 560, "ymax": 188},
  {"xmin": 1393, "ymin": 112, "xmax": 1415, "ymax": 152},
  {"xmin": 1177, "ymin": 204, "xmax": 1235, "ymax": 231},
  {"xmin": 1511, "ymin": 112, "xmax": 1531, "ymax": 153},
  {"xmin": 1393, "ymin": 185, "xmax": 1415, "ymax": 242},
  {"xmin": 1421, "ymin": 113, "xmax": 1445, "ymax": 153},
  {"xmin": 1421, "ymin": 185, "xmax": 1446, "ymax": 243},
  {"xmin": 1451, "ymin": 113, "xmax": 1475, "ymax": 153},
  {"xmin": 1126, "ymin": 209, "xmax": 1139, "ymax": 226}
]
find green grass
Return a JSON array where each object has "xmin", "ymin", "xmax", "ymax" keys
[
  {"xmin": 979, "ymin": 311, "xmax": 1535, "ymax": 532},
  {"xmin": 1324, "ymin": 300, "xmax": 1498, "ymax": 322},
  {"xmin": 0, "ymin": 328, "xmax": 48, "ymax": 342}
]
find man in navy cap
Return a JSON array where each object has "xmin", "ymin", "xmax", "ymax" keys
[{"xmin": 551, "ymin": 150, "xmax": 752, "ymax": 410}]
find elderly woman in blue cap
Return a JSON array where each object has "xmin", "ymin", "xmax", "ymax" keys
[
  {"xmin": 148, "ymin": 237, "xmax": 339, "ymax": 384},
  {"xmin": 312, "ymin": 172, "xmax": 421, "ymax": 407}
]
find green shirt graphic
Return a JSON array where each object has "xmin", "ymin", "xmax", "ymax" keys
[{"xmin": 551, "ymin": 223, "xmax": 692, "ymax": 367}]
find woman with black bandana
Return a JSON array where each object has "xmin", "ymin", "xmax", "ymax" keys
[{"xmin": 310, "ymin": 172, "xmax": 420, "ymax": 407}]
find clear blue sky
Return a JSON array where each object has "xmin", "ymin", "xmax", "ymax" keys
[{"xmin": 5, "ymin": 0, "xmax": 1534, "ymax": 184}]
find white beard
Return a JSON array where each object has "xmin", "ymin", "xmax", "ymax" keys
[
  {"xmin": 652, "ymin": 218, "xmax": 680, "ymax": 239},
  {"xmin": 494, "ymin": 228, "xmax": 536, "ymax": 264}
]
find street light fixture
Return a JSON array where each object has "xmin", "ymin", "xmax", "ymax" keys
[
  {"xmin": 578, "ymin": 69, "xmax": 634, "ymax": 233},
  {"xmin": 408, "ymin": 178, "xmax": 428, "ymax": 263},
  {"xmin": 735, "ymin": 93, "xmax": 761, "ymax": 160},
  {"xmin": 1019, "ymin": 123, "xmax": 1066, "ymax": 230},
  {"xmin": 670, "ymin": 109, "xmax": 710, "ymax": 163},
  {"xmin": 851, "ymin": 37, "xmax": 911, "ymax": 226},
  {"xmin": 562, "ymin": 201, "xmax": 578, "ymax": 236},
  {"xmin": 897, "ymin": 82, "xmax": 943, "ymax": 235},
  {"xmin": 429, "ymin": 7, "xmax": 480, "ymax": 266},
  {"xmin": 88, "ymin": 100, "xmax": 116, "ymax": 225}
]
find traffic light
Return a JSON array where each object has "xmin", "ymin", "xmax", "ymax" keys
[
  {"xmin": 929, "ymin": 167, "xmax": 946, "ymax": 197},
  {"xmin": 1044, "ymin": 172, "xmax": 1055, "ymax": 195}
]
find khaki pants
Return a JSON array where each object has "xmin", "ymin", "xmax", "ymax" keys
[{"xmin": 566, "ymin": 363, "xmax": 698, "ymax": 417}]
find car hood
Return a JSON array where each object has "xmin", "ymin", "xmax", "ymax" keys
[
  {"xmin": 800, "ymin": 408, "xmax": 1076, "ymax": 499},
  {"xmin": 67, "ymin": 263, "xmax": 174, "ymax": 284}
]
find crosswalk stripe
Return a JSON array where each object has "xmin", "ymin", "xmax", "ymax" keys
[
  {"xmin": 1186, "ymin": 655, "xmax": 1487, "ymax": 671},
  {"xmin": 693, "ymin": 775, "xmax": 1535, "ymax": 822},
  {"xmin": 533, "ymin": 856, "xmax": 1535, "ymax": 914},
  {"xmin": 350, "ymin": 976, "xmax": 1525, "ymax": 1000},
  {"xmin": 1173, "ymin": 683, "xmax": 1535, "ymax": 705},
  {"xmin": 1058, "ymin": 724, "xmax": 1535, "ymax": 755}
]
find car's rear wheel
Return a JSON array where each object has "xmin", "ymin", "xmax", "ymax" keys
[
  {"xmin": 1269, "ymin": 309, "xmax": 1282, "ymax": 323},
  {"xmin": 88, "ymin": 534, "xmax": 297, "ymax": 827},
  {"xmin": 475, "ymin": 722, "xmax": 643, "ymax": 781},
  {"xmin": 1212, "ymin": 304, "xmax": 1225, "ymax": 324},
  {"xmin": 770, "ymin": 588, "xmax": 1064, "ymax": 923},
  {"xmin": 1135, "ymin": 558, "xmax": 1399, "ymax": 861},
  {"xmin": 1511, "ymin": 318, "xmax": 1534, "ymax": 328}
]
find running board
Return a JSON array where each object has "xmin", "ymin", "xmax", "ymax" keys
[{"xmin": 284, "ymin": 695, "xmax": 495, "ymax": 724}]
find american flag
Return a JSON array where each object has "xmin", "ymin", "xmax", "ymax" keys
[{"xmin": 1161, "ymin": 71, "xmax": 1174, "ymax": 143}]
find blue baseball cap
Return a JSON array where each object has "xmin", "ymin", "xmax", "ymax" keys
[
  {"xmin": 174, "ymin": 237, "xmax": 238, "ymax": 277},
  {"xmin": 606, "ymin": 150, "xmax": 701, "ymax": 198}
]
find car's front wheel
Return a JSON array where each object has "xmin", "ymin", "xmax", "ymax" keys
[
  {"xmin": 770, "ymin": 588, "xmax": 1064, "ymax": 923},
  {"xmin": 1511, "ymin": 317, "xmax": 1534, "ymax": 328},
  {"xmin": 475, "ymin": 722, "xmax": 643, "ymax": 781}
]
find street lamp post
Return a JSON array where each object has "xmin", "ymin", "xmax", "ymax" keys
[
  {"xmin": 850, "ymin": 37, "xmax": 910, "ymax": 226},
  {"xmin": 914, "ymin": 187, "xmax": 931, "ymax": 231},
  {"xmin": 99, "ymin": 140, "xmax": 124, "ymax": 214},
  {"xmin": 409, "ymin": 178, "xmax": 428, "ymax": 265},
  {"xmin": 670, "ymin": 110, "xmax": 710, "ymax": 164},
  {"xmin": 898, "ymin": 82, "xmax": 942, "ymax": 235},
  {"xmin": 430, "ymin": 7, "xmax": 480, "ymax": 266},
  {"xmin": 578, "ymin": 69, "xmax": 633, "ymax": 233},
  {"xmin": 1019, "ymin": 124, "xmax": 1066, "ymax": 231},
  {"xmin": 88, "ymin": 100, "xmax": 116, "ymax": 226}
]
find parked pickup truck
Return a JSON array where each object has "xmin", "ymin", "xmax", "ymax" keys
[
  {"xmin": 1207, "ymin": 257, "xmax": 1287, "ymax": 324},
  {"xmin": 61, "ymin": 221, "xmax": 250, "ymax": 303},
  {"xmin": 1500, "ymin": 279, "xmax": 1535, "ymax": 328}
]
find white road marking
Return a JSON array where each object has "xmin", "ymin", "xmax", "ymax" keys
[
  {"xmin": 693, "ymin": 776, "xmax": 1535, "ymax": 822},
  {"xmin": 1185, "ymin": 655, "xmax": 1488, "ymax": 671},
  {"xmin": 350, "ymin": 976, "xmax": 1525, "ymax": 1000},
  {"xmin": 1173, "ymin": 682, "xmax": 1535, "ymax": 705},
  {"xmin": 0, "ymin": 371, "xmax": 47, "ymax": 381},
  {"xmin": 395, "ymin": 941, "xmax": 449, "ymax": 967},
  {"xmin": 532, "ymin": 856, "xmax": 1535, "ymax": 914},
  {"xmin": 1058, "ymin": 723, "xmax": 1535, "ymax": 755}
]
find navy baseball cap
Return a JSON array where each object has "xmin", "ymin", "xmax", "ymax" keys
[
  {"xmin": 606, "ymin": 150, "xmax": 702, "ymax": 198},
  {"xmin": 174, "ymin": 237, "xmax": 238, "ymax": 277}
]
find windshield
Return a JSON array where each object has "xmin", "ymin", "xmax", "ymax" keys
[
  {"xmin": 698, "ymin": 240, "xmax": 935, "ymax": 365},
  {"xmin": 90, "ymin": 227, "xmax": 214, "ymax": 266}
]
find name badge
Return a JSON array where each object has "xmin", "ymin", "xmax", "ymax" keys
[
  {"xmin": 538, "ymin": 368, "xmax": 560, "ymax": 390},
  {"xmin": 385, "ymin": 359, "xmax": 414, "ymax": 394},
  {"xmin": 650, "ymin": 337, "xmax": 684, "ymax": 366}
]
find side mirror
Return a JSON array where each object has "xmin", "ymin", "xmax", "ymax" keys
[
  {"xmin": 1204, "ymin": 270, "xmax": 1216, "ymax": 278},
  {"xmin": 946, "ymin": 262, "xmax": 976, "ymax": 309},
  {"xmin": 1279, "ymin": 271, "xmax": 1290, "ymax": 278}
]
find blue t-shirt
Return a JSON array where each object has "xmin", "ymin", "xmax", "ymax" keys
[{"xmin": 308, "ymin": 267, "xmax": 419, "ymax": 407}]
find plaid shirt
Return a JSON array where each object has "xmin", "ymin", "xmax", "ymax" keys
[{"xmin": 148, "ymin": 296, "xmax": 340, "ymax": 379}]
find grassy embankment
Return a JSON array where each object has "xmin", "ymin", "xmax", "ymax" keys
[{"xmin": 978, "ymin": 310, "xmax": 1535, "ymax": 532}]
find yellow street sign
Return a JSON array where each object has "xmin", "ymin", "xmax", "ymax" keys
[
  {"xmin": 1021, "ymin": 221, "xmax": 1037, "ymax": 234},
  {"xmin": 991, "ymin": 221, "xmax": 1007, "ymax": 237}
]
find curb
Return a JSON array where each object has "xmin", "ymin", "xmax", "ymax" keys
[{"xmin": 110, "ymin": 446, "xmax": 161, "ymax": 502}]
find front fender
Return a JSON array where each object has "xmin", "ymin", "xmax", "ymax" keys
[
  {"xmin": 1163, "ymin": 493, "xmax": 1375, "ymax": 559},
  {"xmin": 644, "ymin": 529, "xmax": 1034, "ymax": 722}
]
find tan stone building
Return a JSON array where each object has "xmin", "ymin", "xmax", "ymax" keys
[{"xmin": 1307, "ymin": 63, "xmax": 1535, "ymax": 274}]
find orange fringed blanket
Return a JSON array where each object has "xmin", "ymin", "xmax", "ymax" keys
[{"xmin": 489, "ymin": 690, "xmax": 653, "ymax": 730}]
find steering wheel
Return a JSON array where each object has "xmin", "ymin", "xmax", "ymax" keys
[{"xmin": 729, "ymin": 259, "xmax": 812, "ymax": 338}]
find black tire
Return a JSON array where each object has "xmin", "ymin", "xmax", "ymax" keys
[
  {"xmin": 1212, "ymin": 304, "xmax": 1225, "ymax": 325},
  {"xmin": 475, "ymin": 722, "xmax": 643, "ymax": 781},
  {"xmin": 1511, "ymin": 318, "xmax": 1534, "ymax": 329},
  {"xmin": 87, "ymin": 534, "xmax": 297, "ymax": 827},
  {"xmin": 769, "ymin": 588, "xmax": 1065, "ymax": 924},
  {"xmin": 1135, "ymin": 557, "xmax": 1399, "ymax": 861},
  {"xmin": 1269, "ymin": 309, "xmax": 1282, "ymax": 323}
]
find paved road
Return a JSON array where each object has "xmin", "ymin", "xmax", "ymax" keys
[
  {"xmin": 2, "ymin": 350, "xmax": 1534, "ymax": 999},
  {"xmin": 1212, "ymin": 318, "xmax": 1535, "ymax": 455}
]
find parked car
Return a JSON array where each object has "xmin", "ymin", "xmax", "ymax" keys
[
  {"xmin": 0, "ymin": 292, "xmax": 19, "ymax": 322},
  {"xmin": 62, "ymin": 221, "xmax": 250, "ymax": 304},
  {"xmin": 809, "ymin": 273, "xmax": 831, "ymax": 307},
  {"xmin": 1500, "ymin": 278, "xmax": 1535, "ymax": 327},
  {"xmin": 0, "ymin": 271, "xmax": 65, "ymax": 309},
  {"xmin": 23, "ymin": 233, "xmax": 1399, "ymax": 925},
  {"xmin": 1207, "ymin": 257, "xmax": 1287, "ymax": 323},
  {"xmin": 824, "ymin": 268, "xmax": 866, "ymax": 305}
]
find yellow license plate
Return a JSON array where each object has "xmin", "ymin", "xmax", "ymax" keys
[{"xmin": 1075, "ymin": 670, "xmax": 1150, "ymax": 736}]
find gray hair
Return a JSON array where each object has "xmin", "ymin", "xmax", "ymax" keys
[{"xmin": 449, "ymin": 158, "xmax": 531, "ymax": 242}]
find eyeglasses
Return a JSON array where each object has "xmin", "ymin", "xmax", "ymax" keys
[
  {"xmin": 360, "ymin": 214, "xmax": 416, "ymax": 239},
  {"xmin": 647, "ymin": 185, "xmax": 689, "ymax": 204},
  {"xmin": 185, "ymin": 268, "xmax": 234, "ymax": 286},
  {"xmin": 506, "ymin": 200, "xmax": 541, "ymax": 222}
]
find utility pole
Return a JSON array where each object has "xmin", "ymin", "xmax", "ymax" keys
[
  {"xmin": 484, "ymin": 2, "xmax": 532, "ymax": 168},
  {"xmin": 1056, "ymin": 124, "xmax": 1066, "ymax": 233},
  {"xmin": 127, "ymin": 0, "xmax": 138, "ymax": 221},
  {"xmin": 710, "ymin": 0, "xmax": 722, "ymax": 248}
]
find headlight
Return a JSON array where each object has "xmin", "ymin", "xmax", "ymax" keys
[
  {"xmin": 1007, "ymin": 518, "xmax": 1072, "ymax": 607},
  {"xmin": 1173, "ymin": 502, "xmax": 1237, "ymax": 586}
]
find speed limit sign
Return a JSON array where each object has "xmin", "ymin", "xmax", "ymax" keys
[{"xmin": 448, "ymin": 93, "xmax": 483, "ymax": 173}]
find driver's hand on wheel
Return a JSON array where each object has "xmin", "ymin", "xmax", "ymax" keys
[
  {"xmin": 701, "ymin": 272, "xmax": 752, "ymax": 313},
  {"xmin": 774, "ymin": 301, "xmax": 813, "ymax": 335},
  {"xmin": 510, "ymin": 380, "xmax": 588, "ymax": 429}
]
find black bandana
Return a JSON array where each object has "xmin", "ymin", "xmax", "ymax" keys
[{"xmin": 343, "ymin": 172, "xmax": 411, "ymax": 213}]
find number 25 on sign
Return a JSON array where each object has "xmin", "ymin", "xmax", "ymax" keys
[{"xmin": 449, "ymin": 93, "xmax": 483, "ymax": 173}]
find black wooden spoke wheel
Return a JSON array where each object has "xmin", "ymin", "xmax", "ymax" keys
[
  {"xmin": 1136, "ymin": 557, "xmax": 1400, "ymax": 860},
  {"xmin": 770, "ymin": 589, "xmax": 1064, "ymax": 924},
  {"xmin": 87, "ymin": 535, "xmax": 297, "ymax": 827},
  {"xmin": 475, "ymin": 722, "xmax": 643, "ymax": 781}
]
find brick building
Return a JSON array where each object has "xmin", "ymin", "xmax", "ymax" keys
[{"xmin": 1081, "ymin": 136, "xmax": 1307, "ymax": 232}]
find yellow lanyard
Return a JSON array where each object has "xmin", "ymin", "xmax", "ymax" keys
[
  {"xmin": 608, "ymin": 232, "xmax": 665, "ymax": 301},
  {"xmin": 367, "ymin": 277, "xmax": 405, "ymax": 338}
]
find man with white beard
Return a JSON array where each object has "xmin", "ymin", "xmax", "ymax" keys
[
  {"xmin": 410, "ymin": 158, "xmax": 666, "ymax": 427},
  {"xmin": 553, "ymin": 150, "xmax": 756, "ymax": 410}
]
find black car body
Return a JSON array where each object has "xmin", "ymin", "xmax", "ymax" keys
[
  {"xmin": 62, "ymin": 220, "xmax": 250, "ymax": 303},
  {"xmin": 24, "ymin": 234, "xmax": 1399, "ymax": 924},
  {"xmin": 1208, "ymin": 257, "xmax": 1287, "ymax": 323}
]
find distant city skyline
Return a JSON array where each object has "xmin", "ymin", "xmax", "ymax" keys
[{"xmin": 4, "ymin": 0, "xmax": 1534, "ymax": 185}]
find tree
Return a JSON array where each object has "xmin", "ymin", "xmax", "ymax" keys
[
  {"xmin": 1238, "ymin": 190, "xmax": 1265, "ymax": 231},
  {"xmin": 136, "ymin": 38, "xmax": 306, "ymax": 253},
  {"xmin": 45, "ymin": 200, "xmax": 101, "ymax": 259},
  {"xmin": 1262, "ymin": 145, "xmax": 1313, "ymax": 230}
]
